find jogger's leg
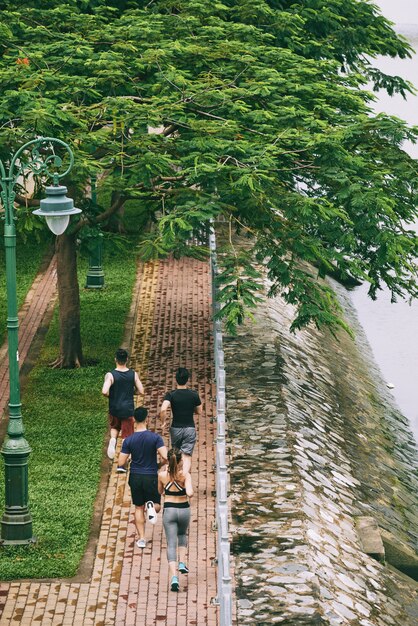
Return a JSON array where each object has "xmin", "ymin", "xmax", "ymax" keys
[
  {"xmin": 134, "ymin": 505, "xmax": 146, "ymax": 540},
  {"xmin": 178, "ymin": 507, "xmax": 191, "ymax": 571},
  {"xmin": 177, "ymin": 507, "xmax": 191, "ymax": 549},
  {"xmin": 163, "ymin": 508, "xmax": 179, "ymax": 565},
  {"xmin": 107, "ymin": 428, "xmax": 118, "ymax": 459},
  {"xmin": 182, "ymin": 453, "xmax": 192, "ymax": 474},
  {"xmin": 178, "ymin": 545, "xmax": 187, "ymax": 565}
]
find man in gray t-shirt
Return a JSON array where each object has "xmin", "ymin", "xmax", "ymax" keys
[{"xmin": 160, "ymin": 367, "xmax": 202, "ymax": 473}]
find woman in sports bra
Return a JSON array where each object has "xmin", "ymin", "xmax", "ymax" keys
[{"xmin": 158, "ymin": 447, "xmax": 193, "ymax": 592}]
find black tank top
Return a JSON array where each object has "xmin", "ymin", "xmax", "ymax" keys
[{"xmin": 109, "ymin": 369, "xmax": 135, "ymax": 418}]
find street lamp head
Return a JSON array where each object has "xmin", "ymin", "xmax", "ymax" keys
[{"xmin": 33, "ymin": 185, "xmax": 81, "ymax": 235}]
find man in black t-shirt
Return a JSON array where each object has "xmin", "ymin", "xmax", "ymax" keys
[{"xmin": 160, "ymin": 367, "xmax": 202, "ymax": 473}]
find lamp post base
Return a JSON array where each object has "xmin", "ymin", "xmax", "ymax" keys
[
  {"xmin": 85, "ymin": 235, "xmax": 105, "ymax": 289},
  {"xmin": 1, "ymin": 510, "xmax": 34, "ymax": 544},
  {"xmin": 85, "ymin": 271, "xmax": 105, "ymax": 289},
  {"xmin": 0, "ymin": 536, "xmax": 36, "ymax": 546},
  {"xmin": 1, "ymin": 436, "xmax": 33, "ymax": 544}
]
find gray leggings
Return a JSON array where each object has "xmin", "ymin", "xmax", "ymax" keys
[{"xmin": 163, "ymin": 506, "xmax": 191, "ymax": 562}]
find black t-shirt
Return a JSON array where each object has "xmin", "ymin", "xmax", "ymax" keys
[{"xmin": 164, "ymin": 389, "xmax": 201, "ymax": 428}]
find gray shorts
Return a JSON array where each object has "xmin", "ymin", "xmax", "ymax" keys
[{"xmin": 170, "ymin": 427, "xmax": 196, "ymax": 456}]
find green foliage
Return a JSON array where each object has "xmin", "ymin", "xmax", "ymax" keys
[
  {"xmin": 0, "ymin": 0, "xmax": 417, "ymax": 333},
  {"xmin": 0, "ymin": 207, "xmax": 142, "ymax": 579},
  {"xmin": 215, "ymin": 247, "xmax": 263, "ymax": 334}
]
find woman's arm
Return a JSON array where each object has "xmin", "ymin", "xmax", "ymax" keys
[
  {"xmin": 158, "ymin": 470, "xmax": 166, "ymax": 495},
  {"xmin": 184, "ymin": 472, "xmax": 193, "ymax": 498}
]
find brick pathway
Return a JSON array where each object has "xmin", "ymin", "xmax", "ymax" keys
[
  {"xmin": 0, "ymin": 256, "xmax": 218, "ymax": 625},
  {"xmin": 0, "ymin": 255, "xmax": 57, "ymax": 420}
]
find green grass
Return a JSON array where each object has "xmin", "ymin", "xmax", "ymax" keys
[
  {"xmin": 0, "ymin": 203, "xmax": 148, "ymax": 579},
  {"xmin": 0, "ymin": 232, "xmax": 51, "ymax": 346}
]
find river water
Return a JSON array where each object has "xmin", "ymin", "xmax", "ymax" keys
[{"xmin": 348, "ymin": 3, "xmax": 418, "ymax": 441}]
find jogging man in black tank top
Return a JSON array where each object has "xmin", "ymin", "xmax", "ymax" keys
[{"xmin": 102, "ymin": 348, "xmax": 144, "ymax": 460}]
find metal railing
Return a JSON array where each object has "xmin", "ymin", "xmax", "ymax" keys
[{"xmin": 209, "ymin": 227, "xmax": 233, "ymax": 626}]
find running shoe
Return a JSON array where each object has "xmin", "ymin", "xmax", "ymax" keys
[
  {"xmin": 136, "ymin": 538, "xmax": 146, "ymax": 549},
  {"xmin": 116, "ymin": 466, "xmax": 127, "ymax": 473},
  {"xmin": 107, "ymin": 437, "xmax": 116, "ymax": 460},
  {"xmin": 171, "ymin": 576, "xmax": 179, "ymax": 592},
  {"xmin": 178, "ymin": 562, "xmax": 189, "ymax": 574},
  {"xmin": 145, "ymin": 500, "xmax": 157, "ymax": 525}
]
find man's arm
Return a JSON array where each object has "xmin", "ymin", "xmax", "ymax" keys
[
  {"xmin": 134, "ymin": 372, "xmax": 144, "ymax": 396},
  {"xmin": 118, "ymin": 452, "xmax": 129, "ymax": 467},
  {"xmin": 102, "ymin": 372, "xmax": 113, "ymax": 397},
  {"xmin": 160, "ymin": 400, "xmax": 171, "ymax": 433},
  {"xmin": 194, "ymin": 394, "xmax": 203, "ymax": 415},
  {"xmin": 157, "ymin": 445, "xmax": 168, "ymax": 467}
]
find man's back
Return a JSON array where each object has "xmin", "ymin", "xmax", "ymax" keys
[
  {"xmin": 122, "ymin": 430, "xmax": 164, "ymax": 474},
  {"xmin": 109, "ymin": 368, "xmax": 135, "ymax": 418},
  {"xmin": 164, "ymin": 389, "xmax": 201, "ymax": 427}
]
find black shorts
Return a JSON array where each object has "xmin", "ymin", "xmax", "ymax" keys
[{"xmin": 128, "ymin": 473, "xmax": 161, "ymax": 507}]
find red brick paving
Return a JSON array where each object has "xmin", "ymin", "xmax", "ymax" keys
[
  {"xmin": 0, "ymin": 256, "xmax": 218, "ymax": 625},
  {"xmin": 0, "ymin": 255, "xmax": 57, "ymax": 420}
]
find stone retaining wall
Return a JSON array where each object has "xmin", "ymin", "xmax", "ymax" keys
[{"xmin": 225, "ymin": 281, "xmax": 418, "ymax": 625}]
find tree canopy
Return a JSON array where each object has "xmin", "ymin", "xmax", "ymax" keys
[{"xmin": 1, "ymin": 0, "xmax": 417, "ymax": 342}]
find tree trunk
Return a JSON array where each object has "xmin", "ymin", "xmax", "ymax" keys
[{"xmin": 54, "ymin": 232, "xmax": 83, "ymax": 368}]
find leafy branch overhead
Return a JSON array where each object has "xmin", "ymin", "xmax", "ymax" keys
[
  {"xmin": 215, "ymin": 249, "xmax": 263, "ymax": 336},
  {"xmin": 0, "ymin": 0, "xmax": 417, "ymax": 338}
]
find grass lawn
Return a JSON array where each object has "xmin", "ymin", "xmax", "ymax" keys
[
  {"xmin": 0, "ymin": 203, "xmax": 147, "ymax": 579},
  {"xmin": 0, "ymin": 232, "xmax": 52, "ymax": 347}
]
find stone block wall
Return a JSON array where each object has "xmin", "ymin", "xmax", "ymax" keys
[{"xmin": 225, "ymin": 281, "xmax": 418, "ymax": 625}]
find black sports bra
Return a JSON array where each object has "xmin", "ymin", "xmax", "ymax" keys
[{"xmin": 164, "ymin": 479, "xmax": 187, "ymax": 497}]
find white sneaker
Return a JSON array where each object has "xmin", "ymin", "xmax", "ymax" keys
[
  {"xmin": 107, "ymin": 437, "xmax": 116, "ymax": 460},
  {"xmin": 145, "ymin": 500, "xmax": 157, "ymax": 525},
  {"xmin": 136, "ymin": 538, "xmax": 146, "ymax": 549}
]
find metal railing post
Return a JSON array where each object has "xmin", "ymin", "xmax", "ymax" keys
[{"xmin": 210, "ymin": 224, "xmax": 233, "ymax": 626}]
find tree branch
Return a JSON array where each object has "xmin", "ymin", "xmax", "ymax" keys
[
  {"xmin": 192, "ymin": 109, "xmax": 270, "ymax": 136},
  {"xmin": 72, "ymin": 191, "xmax": 127, "ymax": 234},
  {"xmin": 163, "ymin": 124, "xmax": 178, "ymax": 136},
  {"xmin": 15, "ymin": 194, "xmax": 40, "ymax": 207},
  {"xmin": 95, "ymin": 191, "xmax": 126, "ymax": 224},
  {"xmin": 114, "ymin": 95, "xmax": 143, "ymax": 103}
]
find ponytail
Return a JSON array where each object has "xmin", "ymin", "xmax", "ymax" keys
[{"xmin": 168, "ymin": 448, "xmax": 182, "ymax": 481}]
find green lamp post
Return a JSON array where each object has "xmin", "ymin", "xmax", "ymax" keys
[
  {"xmin": 0, "ymin": 137, "xmax": 81, "ymax": 544},
  {"xmin": 85, "ymin": 174, "xmax": 105, "ymax": 289}
]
